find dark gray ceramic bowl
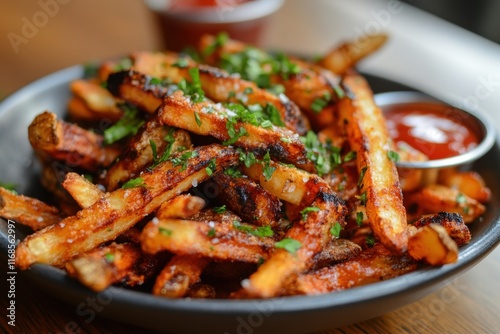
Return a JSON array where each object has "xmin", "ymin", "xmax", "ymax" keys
[{"xmin": 0, "ymin": 66, "xmax": 499, "ymax": 334}]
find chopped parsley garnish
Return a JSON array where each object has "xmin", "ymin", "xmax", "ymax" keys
[
  {"xmin": 121, "ymin": 177, "xmax": 146, "ymax": 189},
  {"xmin": 224, "ymin": 167, "xmax": 243, "ymax": 178},
  {"xmin": 330, "ymin": 222, "xmax": 343, "ymax": 238},
  {"xmin": 83, "ymin": 61, "xmax": 99, "ymax": 78},
  {"xmin": 222, "ymin": 121, "xmax": 248, "ymax": 145},
  {"xmin": 311, "ymin": 93, "xmax": 332, "ymax": 113},
  {"xmin": 357, "ymin": 192, "xmax": 367, "ymax": 206},
  {"xmin": 194, "ymin": 111, "xmax": 202, "ymax": 126},
  {"xmin": 104, "ymin": 103, "xmax": 145, "ymax": 144},
  {"xmin": 212, "ymin": 205, "xmax": 227, "ymax": 214},
  {"xmin": 171, "ymin": 150, "xmax": 199, "ymax": 172},
  {"xmin": 343, "ymin": 151, "xmax": 357, "ymax": 162},
  {"xmin": 172, "ymin": 57, "xmax": 189, "ymax": 68},
  {"xmin": 114, "ymin": 57, "xmax": 132, "ymax": 71},
  {"xmin": 356, "ymin": 211, "xmax": 364, "ymax": 226},
  {"xmin": 366, "ymin": 235, "xmax": 375, "ymax": 247},
  {"xmin": 262, "ymin": 151, "xmax": 275, "ymax": 181},
  {"xmin": 104, "ymin": 252, "xmax": 115, "ymax": 263},
  {"xmin": 159, "ymin": 227, "xmax": 173, "ymax": 237},
  {"xmin": 203, "ymin": 32, "xmax": 229, "ymax": 56},
  {"xmin": 275, "ymin": 238, "xmax": 302, "ymax": 254},
  {"xmin": 149, "ymin": 128, "xmax": 176, "ymax": 169},
  {"xmin": 300, "ymin": 131, "xmax": 340, "ymax": 176},
  {"xmin": 233, "ymin": 221, "xmax": 274, "ymax": 237},
  {"xmin": 176, "ymin": 67, "xmax": 205, "ymax": 103},
  {"xmin": 238, "ymin": 149, "xmax": 257, "ymax": 168},
  {"xmin": 205, "ymin": 158, "xmax": 216, "ymax": 176},
  {"xmin": 300, "ymin": 206, "xmax": 320, "ymax": 220},
  {"xmin": 456, "ymin": 193, "xmax": 466, "ymax": 204},
  {"xmin": 387, "ymin": 150, "xmax": 400, "ymax": 162},
  {"xmin": 0, "ymin": 182, "xmax": 18, "ymax": 193},
  {"xmin": 207, "ymin": 228, "xmax": 216, "ymax": 237}
]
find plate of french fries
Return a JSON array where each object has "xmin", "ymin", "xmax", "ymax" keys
[{"xmin": 1, "ymin": 33, "xmax": 499, "ymax": 333}]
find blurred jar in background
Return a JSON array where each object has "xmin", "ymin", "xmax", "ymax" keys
[{"xmin": 144, "ymin": 0, "xmax": 284, "ymax": 51}]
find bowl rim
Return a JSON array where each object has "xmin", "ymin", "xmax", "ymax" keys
[
  {"xmin": 143, "ymin": 0, "xmax": 285, "ymax": 24},
  {"xmin": 374, "ymin": 91, "xmax": 497, "ymax": 169}
]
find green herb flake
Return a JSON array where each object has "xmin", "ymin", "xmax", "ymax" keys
[
  {"xmin": 358, "ymin": 192, "xmax": 367, "ymax": 206},
  {"xmin": 172, "ymin": 57, "xmax": 189, "ymax": 68},
  {"xmin": 205, "ymin": 158, "xmax": 216, "ymax": 176},
  {"xmin": 310, "ymin": 93, "xmax": 331, "ymax": 114},
  {"xmin": 104, "ymin": 252, "xmax": 115, "ymax": 263},
  {"xmin": 456, "ymin": 193, "xmax": 467, "ymax": 204},
  {"xmin": 121, "ymin": 177, "xmax": 146, "ymax": 189},
  {"xmin": 387, "ymin": 150, "xmax": 400, "ymax": 162},
  {"xmin": 275, "ymin": 238, "xmax": 302, "ymax": 254},
  {"xmin": 171, "ymin": 150, "xmax": 199, "ymax": 172},
  {"xmin": 159, "ymin": 227, "xmax": 173, "ymax": 237},
  {"xmin": 343, "ymin": 150, "xmax": 357, "ymax": 162},
  {"xmin": 330, "ymin": 222, "xmax": 343, "ymax": 238},
  {"xmin": 104, "ymin": 104, "xmax": 145, "ymax": 144},
  {"xmin": 212, "ymin": 205, "xmax": 227, "ymax": 214},
  {"xmin": 224, "ymin": 167, "xmax": 243, "ymax": 178},
  {"xmin": 207, "ymin": 228, "xmax": 216, "ymax": 237},
  {"xmin": 203, "ymin": 32, "xmax": 229, "ymax": 56},
  {"xmin": 356, "ymin": 211, "xmax": 364, "ymax": 226},
  {"xmin": 0, "ymin": 182, "xmax": 18, "ymax": 193},
  {"xmin": 366, "ymin": 235, "xmax": 375, "ymax": 247},
  {"xmin": 233, "ymin": 221, "xmax": 274, "ymax": 237},
  {"xmin": 114, "ymin": 57, "xmax": 132, "ymax": 71},
  {"xmin": 194, "ymin": 111, "xmax": 202, "ymax": 126},
  {"xmin": 262, "ymin": 151, "xmax": 276, "ymax": 181},
  {"xmin": 357, "ymin": 166, "xmax": 368, "ymax": 188},
  {"xmin": 300, "ymin": 206, "xmax": 320, "ymax": 220}
]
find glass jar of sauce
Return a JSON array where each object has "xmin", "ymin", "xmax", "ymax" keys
[{"xmin": 144, "ymin": 0, "xmax": 284, "ymax": 51}]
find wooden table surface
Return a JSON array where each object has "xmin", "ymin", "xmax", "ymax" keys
[{"xmin": 0, "ymin": 1, "xmax": 499, "ymax": 333}]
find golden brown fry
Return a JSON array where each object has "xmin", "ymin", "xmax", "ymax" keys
[
  {"xmin": 412, "ymin": 212, "xmax": 471, "ymax": 246},
  {"xmin": 69, "ymin": 79, "xmax": 122, "ymax": 121},
  {"xmin": 158, "ymin": 91, "xmax": 315, "ymax": 172},
  {"xmin": 213, "ymin": 173, "xmax": 282, "ymax": 228},
  {"xmin": 15, "ymin": 144, "xmax": 239, "ymax": 269},
  {"xmin": 28, "ymin": 111, "xmax": 119, "ymax": 171},
  {"xmin": 408, "ymin": 224, "xmax": 458, "ymax": 265},
  {"xmin": 289, "ymin": 243, "xmax": 416, "ymax": 295},
  {"xmin": 62, "ymin": 172, "xmax": 104, "ymax": 208},
  {"xmin": 185, "ymin": 283, "xmax": 216, "ymax": 299},
  {"xmin": 130, "ymin": 51, "xmax": 309, "ymax": 135},
  {"xmin": 406, "ymin": 184, "xmax": 485, "ymax": 224},
  {"xmin": 104, "ymin": 116, "xmax": 192, "ymax": 190},
  {"xmin": 319, "ymin": 34, "xmax": 388, "ymax": 75},
  {"xmin": 140, "ymin": 217, "xmax": 273, "ymax": 262},
  {"xmin": 0, "ymin": 187, "xmax": 60, "ymax": 231},
  {"xmin": 339, "ymin": 72, "xmax": 407, "ymax": 253},
  {"xmin": 310, "ymin": 238, "xmax": 362, "ymax": 271},
  {"xmin": 156, "ymin": 194, "xmax": 206, "ymax": 220},
  {"xmin": 65, "ymin": 242, "xmax": 142, "ymax": 292},
  {"xmin": 241, "ymin": 162, "xmax": 347, "ymax": 298},
  {"xmin": 438, "ymin": 168, "xmax": 491, "ymax": 203},
  {"xmin": 153, "ymin": 255, "xmax": 210, "ymax": 298}
]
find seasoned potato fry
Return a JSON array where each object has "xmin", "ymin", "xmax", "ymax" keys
[
  {"xmin": 28, "ymin": 111, "xmax": 119, "ymax": 171},
  {"xmin": 65, "ymin": 242, "xmax": 142, "ymax": 292},
  {"xmin": 319, "ymin": 34, "xmax": 388, "ymax": 75},
  {"xmin": 158, "ymin": 91, "xmax": 315, "ymax": 172},
  {"xmin": 339, "ymin": 72, "xmax": 407, "ymax": 253},
  {"xmin": 289, "ymin": 243, "xmax": 416, "ymax": 295},
  {"xmin": 213, "ymin": 173, "xmax": 282, "ymax": 228},
  {"xmin": 156, "ymin": 194, "xmax": 206, "ymax": 219},
  {"xmin": 104, "ymin": 116, "xmax": 192, "ymax": 190},
  {"xmin": 0, "ymin": 187, "xmax": 60, "ymax": 231},
  {"xmin": 412, "ymin": 212, "xmax": 471, "ymax": 246},
  {"xmin": 438, "ymin": 168, "xmax": 491, "ymax": 203},
  {"xmin": 140, "ymin": 217, "xmax": 273, "ymax": 262},
  {"xmin": 408, "ymin": 224, "xmax": 458, "ymax": 265},
  {"xmin": 406, "ymin": 184, "xmax": 485, "ymax": 224},
  {"xmin": 310, "ymin": 238, "xmax": 362, "ymax": 270},
  {"xmin": 15, "ymin": 144, "xmax": 239, "ymax": 269},
  {"xmin": 153, "ymin": 255, "xmax": 209, "ymax": 298},
  {"xmin": 62, "ymin": 172, "xmax": 104, "ymax": 208},
  {"xmin": 69, "ymin": 79, "xmax": 123, "ymax": 121}
]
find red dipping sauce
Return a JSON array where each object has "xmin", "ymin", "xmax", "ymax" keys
[
  {"xmin": 145, "ymin": 0, "xmax": 282, "ymax": 51},
  {"xmin": 384, "ymin": 102, "xmax": 480, "ymax": 160}
]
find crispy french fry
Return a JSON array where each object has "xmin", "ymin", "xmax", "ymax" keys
[
  {"xmin": 28, "ymin": 111, "xmax": 119, "ymax": 171},
  {"xmin": 15, "ymin": 144, "xmax": 239, "ymax": 269},
  {"xmin": 62, "ymin": 172, "xmax": 104, "ymax": 208},
  {"xmin": 129, "ymin": 51, "xmax": 309, "ymax": 135},
  {"xmin": 65, "ymin": 242, "xmax": 142, "ymax": 291},
  {"xmin": 104, "ymin": 116, "xmax": 192, "ymax": 190},
  {"xmin": 140, "ymin": 217, "xmax": 273, "ymax": 262},
  {"xmin": 69, "ymin": 79, "xmax": 122, "ymax": 121},
  {"xmin": 438, "ymin": 168, "xmax": 491, "ymax": 203},
  {"xmin": 339, "ymin": 72, "xmax": 407, "ymax": 253},
  {"xmin": 156, "ymin": 194, "xmax": 206, "ymax": 219},
  {"xmin": 158, "ymin": 91, "xmax": 315, "ymax": 172},
  {"xmin": 0, "ymin": 187, "xmax": 60, "ymax": 231},
  {"xmin": 405, "ymin": 184, "xmax": 485, "ymax": 224},
  {"xmin": 408, "ymin": 224, "xmax": 458, "ymax": 265},
  {"xmin": 213, "ymin": 173, "xmax": 282, "ymax": 228},
  {"xmin": 289, "ymin": 243, "xmax": 416, "ymax": 295},
  {"xmin": 153, "ymin": 255, "xmax": 210, "ymax": 298},
  {"xmin": 319, "ymin": 34, "xmax": 388, "ymax": 75},
  {"xmin": 412, "ymin": 212, "xmax": 471, "ymax": 246}
]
